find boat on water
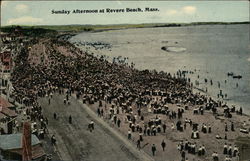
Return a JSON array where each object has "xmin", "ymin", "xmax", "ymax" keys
[
  {"xmin": 233, "ymin": 75, "xmax": 242, "ymax": 79},
  {"xmin": 227, "ymin": 72, "xmax": 242, "ymax": 79},
  {"xmin": 227, "ymin": 72, "xmax": 234, "ymax": 76}
]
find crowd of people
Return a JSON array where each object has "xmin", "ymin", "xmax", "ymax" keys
[{"xmin": 8, "ymin": 35, "xmax": 248, "ymax": 161}]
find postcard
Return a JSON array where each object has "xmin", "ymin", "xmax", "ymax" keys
[{"xmin": 0, "ymin": 1, "xmax": 249, "ymax": 161}]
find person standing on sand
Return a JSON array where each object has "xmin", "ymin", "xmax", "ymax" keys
[
  {"xmin": 88, "ymin": 123, "xmax": 92, "ymax": 132},
  {"xmin": 117, "ymin": 118, "xmax": 121, "ymax": 127},
  {"xmin": 223, "ymin": 143, "xmax": 228, "ymax": 155},
  {"xmin": 208, "ymin": 124, "xmax": 212, "ymax": 133},
  {"xmin": 212, "ymin": 152, "xmax": 219, "ymax": 161},
  {"xmin": 152, "ymin": 144, "xmax": 156, "ymax": 156},
  {"xmin": 228, "ymin": 144, "xmax": 232, "ymax": 157},
  {"xmin": 137, "ymin": 139, "xmax": 141, "ymax": 149},
  {"xmin": 201, "ymin": 145, "xmax": 206, "ymax": 155},
  {"xmin": 69, "ymin": 115, "xmax": 72, "ymax": 124},
  {"xmin": 51, "ymin": 135, "xmax": 56, "ymax": 145},
  {"xmin": 97, "ymin": 108, "xmax": 101, "ymax": 117},
  {"xmin": 198, "ymin": 146, "xmax": 202, "ymax": 156},
  {"xmin": 181, "ymin": 150, "xmax": 186, "ymax": 161},
  {"xmin": 231, "ymin": 122, "xmax": 234, "ymax": 131},
  {"xmin": 161, "ymin": 140, "xmax": 166, "ymax": 151},
  {"xmin": 239, "ymin": 107, "xmax": 242, "ymax": 115},
  {"xmin": 53, "ymin": 112, "xmax": 57, "ymax": 120},
  {"xmin": 233, "ymin": 145, "xmax": 238, "ymax": 157},
  {"xmin": 171, "ymin": 123, "xmax": 175, "ymax": 131},
  {"xmin": 90, "ymin": 120, "xmax": 94, "ymax": 129},
  {"xmin": 88, "ymin": 120, "xmax": 94, "ymax": 132},
  {"xmin": 128, "ymin": 129, "xmax": 132, "ymax": 140},
  {"xmin": 225, "ymin": 123, "xmax": 228, "ymax": 132},
  {"xmin": 162, "ymin": 123, "xmax": 166, "ymax": 133},
  {"xmin": 139, "ymin": 132, "xmax": 143, "ymax": 141}
]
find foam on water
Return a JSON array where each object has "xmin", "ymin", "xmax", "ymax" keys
[{"xmin": 164, "ymin": 46, "xmax": 186, "ymax": 52}]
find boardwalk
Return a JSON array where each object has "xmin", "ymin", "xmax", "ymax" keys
[{"xmin": 38, "ymin": 94, "xmax": 153, "ymax": 161}]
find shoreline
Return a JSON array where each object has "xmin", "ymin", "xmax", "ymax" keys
[
  {"xmin": 64, "ymin": 36, "xmax": 250, "ymax": 160},
  {"xmin": 192, "ymin": 87, "xmax": 250, "ymax": 117},
  {"xmin": 4, "ymin": 27, "xmax": 250, "ymax": 161},
  {"xmin": 66, "ymin": 34, "xmax": 250, "ymax": 160},
  {"xmin": 68, "ymin": 26, "xmax": 250, "ymax": 116}
]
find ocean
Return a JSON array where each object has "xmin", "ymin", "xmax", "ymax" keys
[{"xmin": 70, "ymin": 24, "xmax": 250, "ymax": 114}]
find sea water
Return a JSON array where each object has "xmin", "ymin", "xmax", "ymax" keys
[{"xmin": 70, "ymin": 24, "xmax": 250, "ymax": 114}]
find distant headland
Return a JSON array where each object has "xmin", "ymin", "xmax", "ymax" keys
[{"xmin": 1, "ymin": 21, "xmax": 249, "ymax": 34}]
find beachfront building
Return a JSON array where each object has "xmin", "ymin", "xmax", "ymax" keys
[
  {"xmin": 0, "ymin": 32, "xmax": 16, "ymax": 43},
  {"xmin": 236, "ymin": 137, "xmax": 250, "ymax": 161},
  {"xmin": 0, "ymin": 50, "xmax": 13, "ymax": 98},
  {"xmin": 0, "ymin": 133, "xmax": 45, "ymax": 160},
  {"xmin": 0, "ymin": 26, "xmax": 24, "ymax": 44},
  {"xmin": 0, "ymin": 97, "xmax": 17, "ymax": 134},
  {"xmin": 0, "ymin": 51, "xmax": 12, "ymax": 73}
]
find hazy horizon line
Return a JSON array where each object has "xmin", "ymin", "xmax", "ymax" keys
[{"xmin": 1, "ymin": 21, "xmax": 249, "ymax": 27}]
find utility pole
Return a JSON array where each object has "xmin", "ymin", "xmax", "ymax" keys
[
  {"xmin": 22, "ymin": 122, "xmax": 32, "ymax": 161},
  {"xmin": 0, "ymin": 59, "xmax": 3, "ymax": 106}
]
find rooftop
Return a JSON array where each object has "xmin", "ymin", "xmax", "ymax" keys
[
  {"xmin": 0, "ymin": 97, "xmax": 16, "ymax": 117},
  {"xmin": 0, "ymin": 97, "xmax": 13, "ymax": 109},
  {"xmin": 0, "ymin": 133, "xmax": 40, "ymax": 150}
]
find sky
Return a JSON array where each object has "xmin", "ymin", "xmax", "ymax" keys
[{"xmin": 0, "ymin": 1, "xmax": 249, "ymax": 26}]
